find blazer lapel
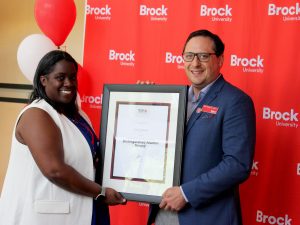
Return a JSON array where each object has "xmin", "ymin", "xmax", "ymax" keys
[{"xmin": 185, "ymin": 76, "xmax": 225, "ymax": 136}]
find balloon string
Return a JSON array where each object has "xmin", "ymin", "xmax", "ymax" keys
[{"xmin": 57, "ymin": 46, "xmax": 67, "ymax": 51}]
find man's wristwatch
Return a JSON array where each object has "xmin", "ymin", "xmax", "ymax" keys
[{"xmin": 95, "ymin": 187, "xmax": 106, "ymax": 201}]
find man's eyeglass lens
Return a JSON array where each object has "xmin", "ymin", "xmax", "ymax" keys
[{"xmin": 182, "ymin": 52, "xmax": 216, "ymax": 62}]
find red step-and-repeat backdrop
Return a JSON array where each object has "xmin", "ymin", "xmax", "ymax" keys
[{"xmin": 79, "ymin": 0, "xmax": 300, "ymax": 224}]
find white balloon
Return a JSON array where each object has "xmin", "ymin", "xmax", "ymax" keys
[{"xmin": 17, "ymin": 34, "xmax": 56, "ymax": 83}]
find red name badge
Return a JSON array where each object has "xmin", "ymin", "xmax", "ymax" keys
[{"xmin": 201, "ymin": 105, "xmax": 219, "ymax": 114}]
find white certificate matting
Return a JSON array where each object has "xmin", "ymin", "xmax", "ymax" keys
[{"xmin": 112, "ymin": 102, "xmax": 170, "ymax": 182}]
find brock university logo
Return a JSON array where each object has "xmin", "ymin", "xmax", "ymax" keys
[
  {"xmin": 165, "ymin": 52, "xmax": 184, "ymax": 69},
  {"xmin": 262, "ymin": 107, "xmax": 299, "ymax": 128},
  {"xmin": 200, "ymin": 4, "xmax": 233, "ymax": 22},
  {"xmin": 81, "ymin": 94, "xmax": 102, "ymax": 109},
  {"xmin": 108, "ymin": 49, "xmax": 135, "ymax": 67},
  {"xmin": 139, "ymin": 4, "xmax": 168, "ymax": 21},
  {"xmin": 230, "ymin": 54, "xmax": 264, "ymax": 74},
  {"xmin": 86, "ymin": 4, "xmax": 112, "ymax": 20},
  {"xmin": 268, "ymin": 3, "xmax": 300, "ymax": 22}
]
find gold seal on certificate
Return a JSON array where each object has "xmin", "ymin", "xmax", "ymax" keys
[{"xmin": 100, "ymin": 84, "xmax": 187, "ymax": 203}]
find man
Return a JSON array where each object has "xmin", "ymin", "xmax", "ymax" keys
[{"xmin": 147, "ymin": 29, "xmax": 256, "ymax": 225}]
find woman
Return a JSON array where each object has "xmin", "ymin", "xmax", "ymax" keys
[{"xmin": 0, "ymin": 50, "xmax": 125, "ymax": 225}]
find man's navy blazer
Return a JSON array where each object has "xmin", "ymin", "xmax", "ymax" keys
[{"xmin": 148, "ymin": 76, "xmax": 256, "ymax": 225}]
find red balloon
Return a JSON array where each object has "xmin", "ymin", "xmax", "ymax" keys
[
  {"xmin": 34, "ymin": 0, "xmax": 76, "ymax": 47},
  {"xmin": 77, "ymin": 64, "xmax": 91, "ymax": 96}
]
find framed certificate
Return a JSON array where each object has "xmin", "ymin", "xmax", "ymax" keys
[{"xmin": 99, "ymin": 84, "xmax": 187, "ymax": 203}]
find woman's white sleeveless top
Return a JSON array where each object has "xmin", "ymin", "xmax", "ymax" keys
[{"xmin": 0, "ymin": 99, "xmax": 94, "ymax": 225}]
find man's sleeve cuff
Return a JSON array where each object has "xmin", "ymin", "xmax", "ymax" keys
[{"xmin": 180, "ymin": 186, "xmax": 189, "ymax": 202}]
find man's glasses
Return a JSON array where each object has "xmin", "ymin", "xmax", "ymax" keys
[{"xmin": 182, "ymin": 52, "xmax": 216, "ymax": 62}]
